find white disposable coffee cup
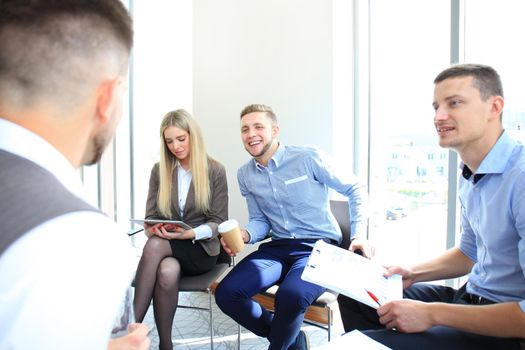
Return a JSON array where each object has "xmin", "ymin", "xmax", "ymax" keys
[{"xmin": 218, "ymin": 219, "xmax": 245, "ymax": 254}]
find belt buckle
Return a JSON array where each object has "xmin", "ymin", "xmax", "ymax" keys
[
  {"xmin": 472, "ymin": 294, "xmax": 484, "ymax": 304},
  {"xmin": 465, "ymin": 292, "xmax": 482, "ymax": 304}
]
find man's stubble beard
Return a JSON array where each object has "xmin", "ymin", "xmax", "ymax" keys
[
  {"xmin": 246, "ymin": 138, "xmax": 274, "ymax": 159},
  {"xmin": 82, "ymin": 130, "xmax": 112, "ymax": 166}
]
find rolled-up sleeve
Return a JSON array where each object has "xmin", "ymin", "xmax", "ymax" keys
[{"xmin": 307, "ymin": 149, "xmax": 368, "ymax": 239}]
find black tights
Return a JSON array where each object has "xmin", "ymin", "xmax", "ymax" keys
[{"xmin": 134, "ymin": 236, "xmax": 181, "ymax": 350}]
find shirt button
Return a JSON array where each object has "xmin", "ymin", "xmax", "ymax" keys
[
  {"xmin": 273, "ymin": 188, "xmax": 277, "ymax": 192},
  {"xmin": 279, "ymin": 205, "xmax": 283, "ymax": 208},
  {"xmin": 269, "ymin": 171, "xmax": 273, "ymax": 175}
]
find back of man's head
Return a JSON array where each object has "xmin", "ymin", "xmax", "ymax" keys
[{"xmin": 0, "ymin": 0, "xmax": 133, "ymax": 113}]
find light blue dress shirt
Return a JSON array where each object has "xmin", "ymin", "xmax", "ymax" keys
[
  {"xmin": 237, "ymin": 144, "xmax": 368, "ymax": 244},
  {"xmin": 458, "ymin": 131, "xmax": 525, "ymax": 313}
]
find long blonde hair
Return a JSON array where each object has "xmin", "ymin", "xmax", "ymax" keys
[{"xmin": 157, "ymin": 109, "xmax": 210, "ymax": 217}]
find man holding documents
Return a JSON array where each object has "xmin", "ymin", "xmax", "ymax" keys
[
  {"xmin": 338, "ymin": 64, "xmax": 525, "ymax": 349},
  {"xmin": 215, "ymin": 104, "xmax": 370, "ymax": 350}
]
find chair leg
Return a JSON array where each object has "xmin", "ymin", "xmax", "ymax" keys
[
  {"xmin": 237, "ymin": 323, "xmax": 241, "ymax": 350},
  {"xmin": 208, "ymin": 289, "xmax": 214, "ymax": 350},
  {"xmin": 327, "ymin": 305, "xmax": 331, "ymax": 342}
]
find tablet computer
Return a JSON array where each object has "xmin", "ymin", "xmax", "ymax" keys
[{"xmin": 130, "ymin": 219, "xmax": 191, "ymax": 230}]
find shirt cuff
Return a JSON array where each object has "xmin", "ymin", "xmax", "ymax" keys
[
  {"xmin": 245, "ymin": 221, "xmax": 269, "ymax": 243},
  {"xmin": 350, "ymin": 221, "xmax": 367, "ymax": 240},
  {"xmin": 193, "ymin": 224, "xmax": 212, "ymax": 241},
  {"xmin": 244, "ymin": 228, "xmax": 253, "ymax": 244}
]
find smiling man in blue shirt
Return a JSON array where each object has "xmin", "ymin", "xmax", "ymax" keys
[
  {"xmin": 215, "ymin": 104, "xmax": 370, "ymax": 350},
  {"xmin": 337, "ymin": 64, "xmax": 525, "ymax": 350}
]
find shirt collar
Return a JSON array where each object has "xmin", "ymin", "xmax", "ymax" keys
[
  {"xmin": 0, "ymin": 118, "xmax": 89, "ymax": 202},
  {"xmin": 270, "ymin": 143, "xmax": 286, "ymax": 167},
  {"xmin": 176, "ymin": 162, "xmax": 191, "ymax": 175},
  {"xmin": 460, "ymin": 130, "xmax": 518, "ymax": 179},
  {"xmin": 461, "ymin": 165, "xmax": 485, "ymax": 184},
  {"xmin": 254, "ymin": 143, "xmax": 285, "ymax": 171}
]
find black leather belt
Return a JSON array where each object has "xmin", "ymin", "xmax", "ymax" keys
[
  {"xmin": 462, "ymin": 292, "xmax": 495, "ymax": 305},
  {"xmin": 297, "ymin": 238, "xmax": 338, "ymax": 245}
]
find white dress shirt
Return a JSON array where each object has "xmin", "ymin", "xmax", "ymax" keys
[
  {"xmin": 0, "ymin": 119, "xmax": 136, "ymax": 350},
  {"xmin": 177, "ymin": 165, "xmax": 212, "ymax": 240}
]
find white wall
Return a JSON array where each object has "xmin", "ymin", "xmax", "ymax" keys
[
  {"xmin": 131, "ymin": 1, "xmax": 193, "ymax": 220},
  {"xmin": 193, "ymin": 0, "xmax": 334, "ymax": 225},
  {"xmin": 128, "ymin": 1, "xmax": 193, "ymax": 247}
]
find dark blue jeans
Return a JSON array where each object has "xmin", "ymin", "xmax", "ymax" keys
[
  {"xmin": 215, "ymin": 239, "xmax": 326, "ymax": 350},
  {"xmin": 337, "ymin": 283, "xmax": 522, "ymax": 350}
]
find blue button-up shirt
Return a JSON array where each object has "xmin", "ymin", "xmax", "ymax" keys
[
  {"xmin": 458, "ymin": 131, "xmax": 525, "ymax": 313},
  {"xmin": 237, "ymin": 144, "xmax": 368, "ymax": 244}
]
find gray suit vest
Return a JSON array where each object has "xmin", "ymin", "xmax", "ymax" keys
[{"xmin": 0, "ymin": 149, "xmax": 98, "ymax": 255}]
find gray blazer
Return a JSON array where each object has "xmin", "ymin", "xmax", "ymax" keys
[{"xmin": 145, "ymin": 158, "xmax": 228, "ymax": 256}]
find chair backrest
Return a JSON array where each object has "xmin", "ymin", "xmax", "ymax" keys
[{"xmin": 329, "ymin": 199, "xmax": 351, "ymax": 250}]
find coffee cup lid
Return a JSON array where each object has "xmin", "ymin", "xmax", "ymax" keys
[{"xmin": 218, "ymin": 219, "xmax": 239, "ymax": 232}]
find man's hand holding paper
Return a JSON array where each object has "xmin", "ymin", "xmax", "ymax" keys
[
  {"xmin": 383, "ymin": 265, "xmax": 417, "ymax": 290},
  {"xmin": 301, "ymin": 240, "xmax": 402, "ymax": 309}
]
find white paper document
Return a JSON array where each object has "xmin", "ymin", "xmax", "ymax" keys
[
  {"xmin": 301, "ymin": 240, "xmax": 402, "ymax": 309},
  {"xmin": 314, "ymin": 330, "xmax": 392, "ymax": 350}
]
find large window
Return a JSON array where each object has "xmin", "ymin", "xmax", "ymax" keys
[
  {"xmin": 367, "ymin": 0, "xmax": 451, "ymax": 266},
  {"xmin": 464, "ymin": 0, "xmax": 525, "ymax": 142}
]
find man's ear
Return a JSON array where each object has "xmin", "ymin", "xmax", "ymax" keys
[
  {"xmin": 271, "ymin": 123, "xmax": 280, "ymax": 138},
  {"xmin": 96, "ymin": 77, "xmax": 121, "ymax": 124},
  {"xmin": 490, "ymin": 95, "xmax": 504, "ymax": 119}
]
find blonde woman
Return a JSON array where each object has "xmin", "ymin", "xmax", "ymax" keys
[{"xmin": 133, "ymin": 109, "xmax": 228, "ymax": 350}]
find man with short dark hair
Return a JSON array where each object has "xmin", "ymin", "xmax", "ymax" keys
[
  {"xmin": 216, "ymin": 104, "xmax": 371, "ymax": 350},
  {"xmin": 0, "ymin": 1, "xmax": 149, "ymax": 349},
  {"xmin": 338, "ymin": 64, "xmax": 525, "ymax": 350}
]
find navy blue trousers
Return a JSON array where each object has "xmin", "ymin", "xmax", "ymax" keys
[
  {"xmin": 215, "ymin": 239, "xmax": 326, "ymax": 350},
  {"xmin": 337, "ymin": 283, "xmax": 522, "ymax": 350}
]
